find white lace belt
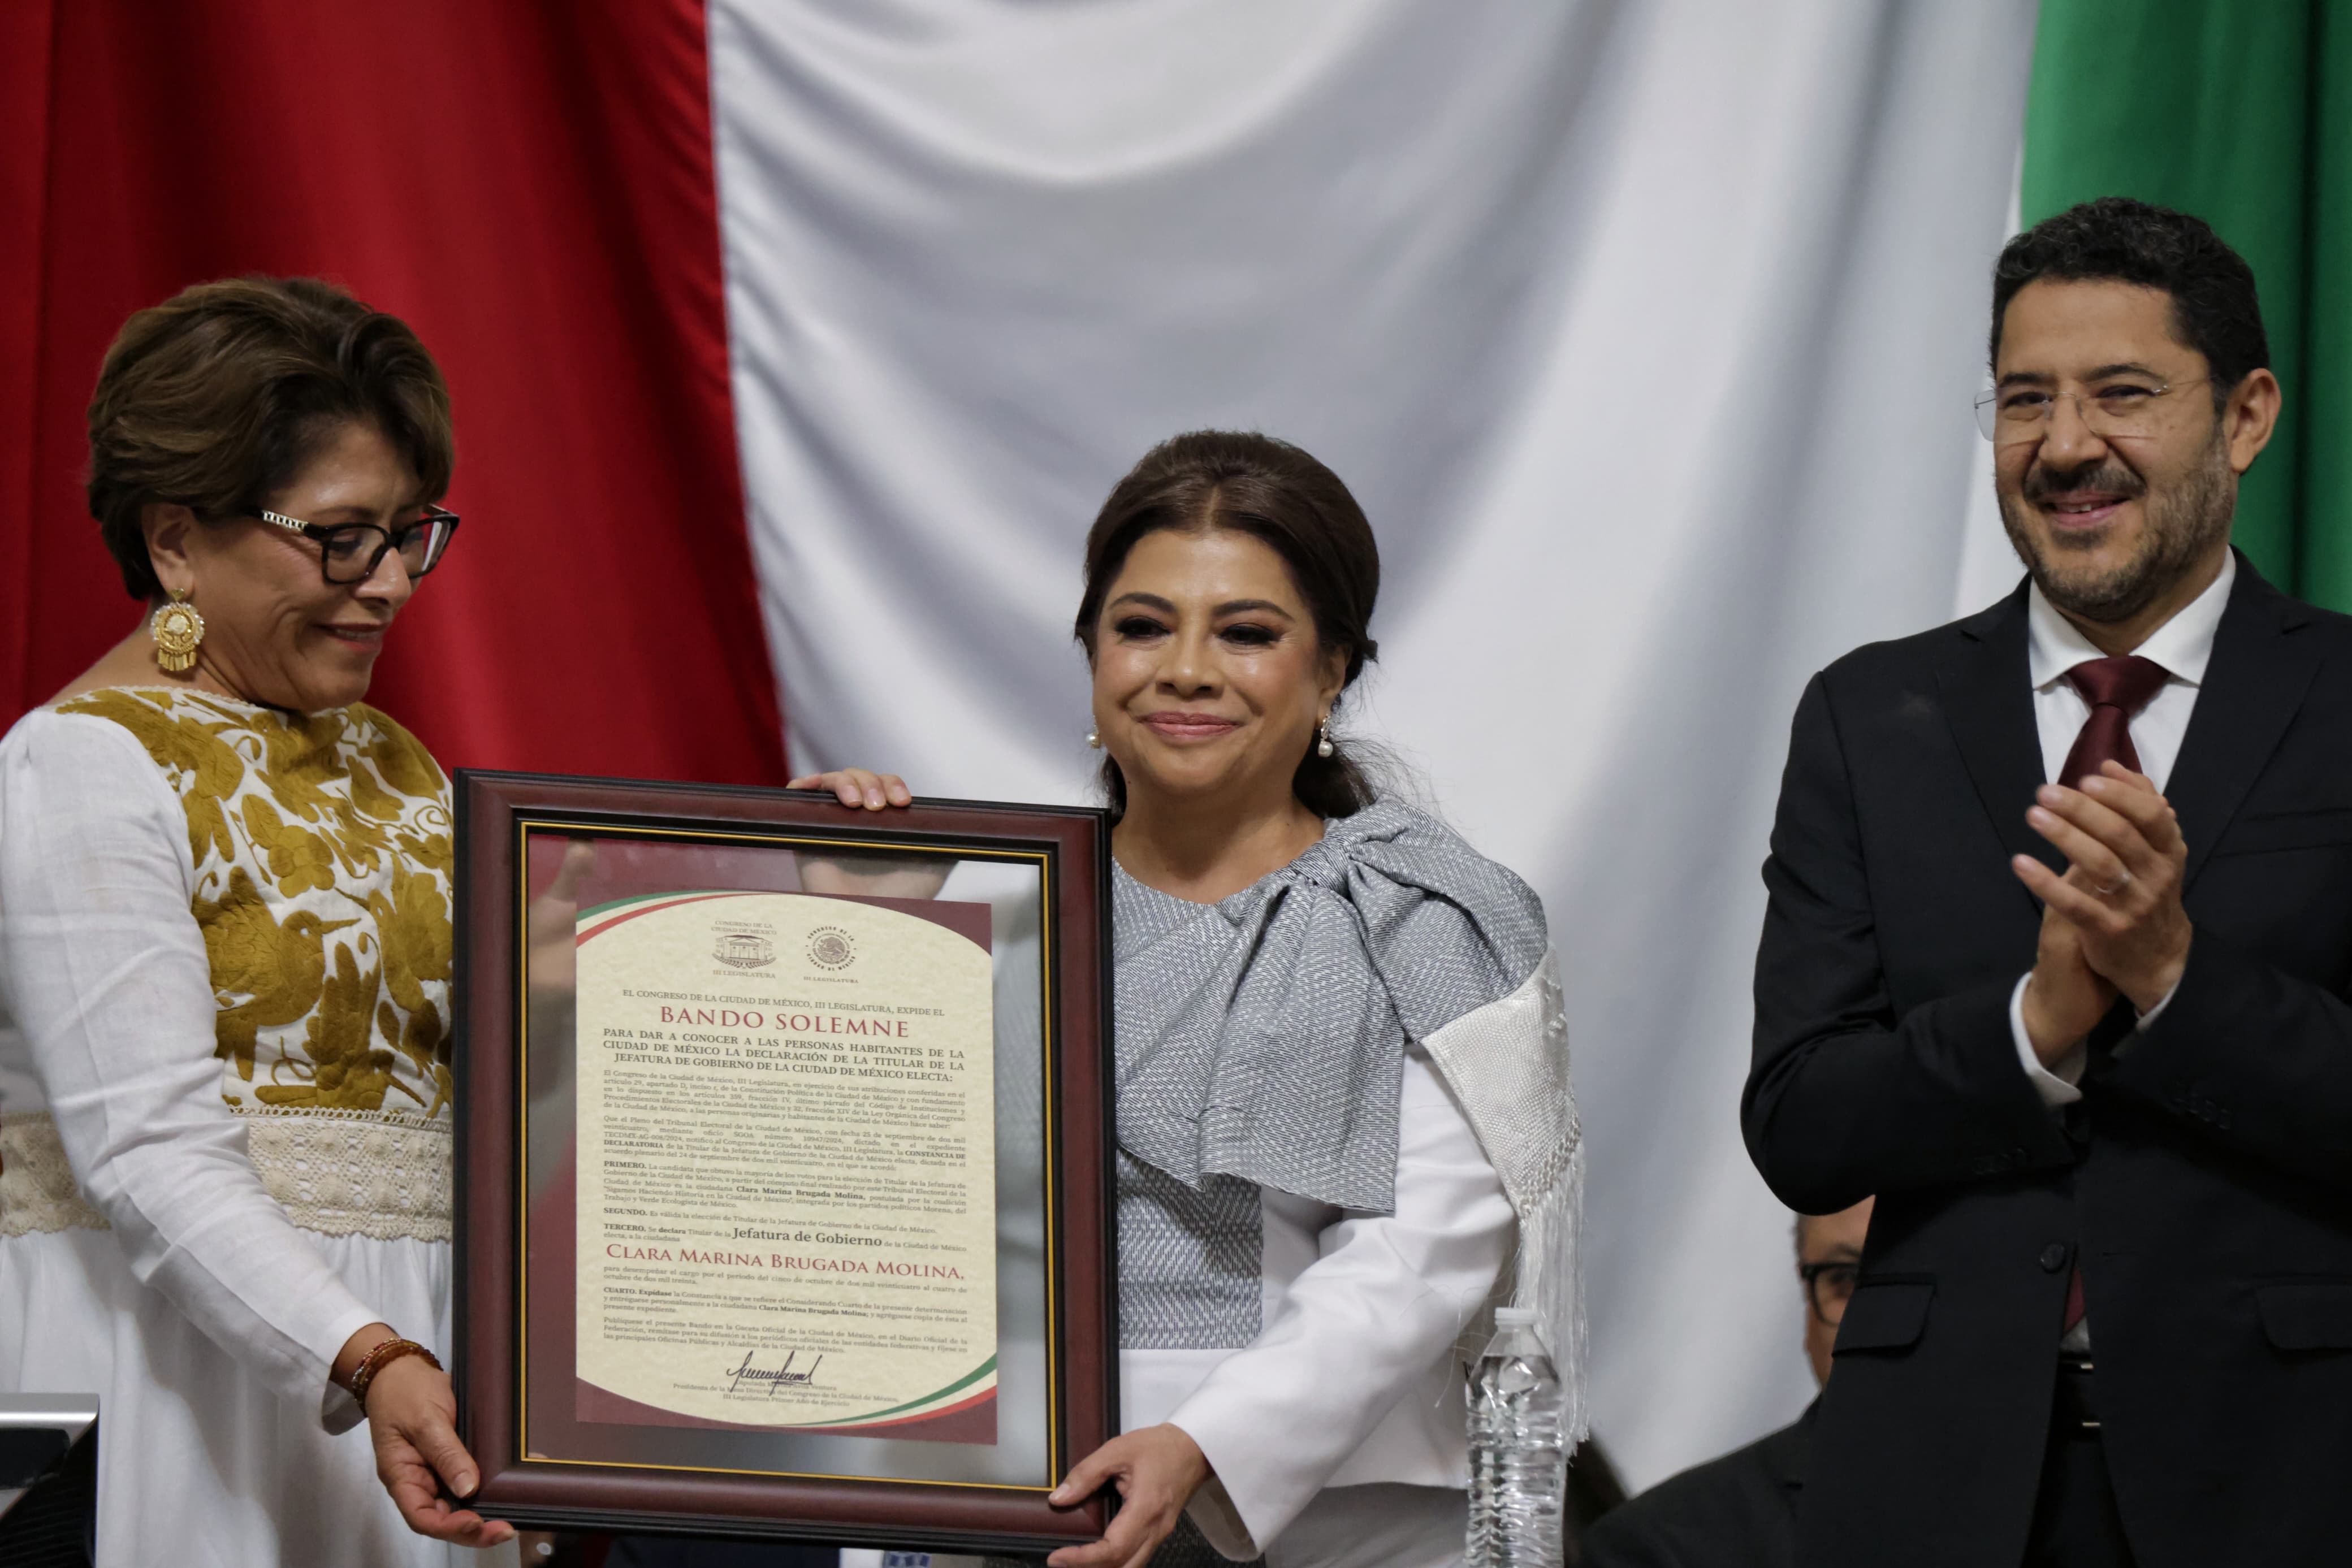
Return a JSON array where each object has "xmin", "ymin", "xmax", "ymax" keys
[
  {"xmin": 0, "ymin": 1112, "xmax": 108, "ymax": 1237},
  {"xmin": 0, "ymin": 1108, "xmax": 452, "ymax": 1243}
]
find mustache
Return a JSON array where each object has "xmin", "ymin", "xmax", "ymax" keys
[{"xmin": 2022, "ymin": 457, "xmax": 2145, "ymax": 504}]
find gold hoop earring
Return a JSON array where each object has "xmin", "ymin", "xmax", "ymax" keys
[
  {"xmin": 1316, "ymin": 715, "xmax": 1335, "ymax": 759},
  {"xmin": 150, "ymin": 588, "xmax": 206, "ymax": 674}
]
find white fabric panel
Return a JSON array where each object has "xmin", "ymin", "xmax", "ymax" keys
[
  {"xmin": 1957, "ymin": 149, "xmax": 2033, "ymax": 616},
  {"xmin": 711, "ymin": 0, "xmax": 2035, "ymax": 1489}
]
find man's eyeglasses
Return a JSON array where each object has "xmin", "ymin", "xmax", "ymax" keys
[
  {"xmin": 261, "ymin": 505, "xmax": 461, "ymax": 586},
  {"xmin": 1800, "ymin": 1260, "xmax": 1858, "ymax": 1327},
  {"xmin": 1974, "ymin": 376, "xmax": 2210, "ymax": 444}
]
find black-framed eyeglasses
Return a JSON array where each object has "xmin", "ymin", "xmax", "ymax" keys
[
  {"xmin": 260, "ymin": 505, "xmax": 461, "ymax": 585},
  {"xmin": 1800, "ymin": 1261, "xmax": 1858, "ymax": 1327}
]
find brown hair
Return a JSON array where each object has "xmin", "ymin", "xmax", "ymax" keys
[
  {"xmin": 86, "ymin": 276, "xmax": 455, "ymax": 599},
  {"xmin": 1073, "ymin": 429, "xmax": 1382, "ymax": 818}
]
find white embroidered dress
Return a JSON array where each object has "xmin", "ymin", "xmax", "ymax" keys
[{"xmin": 0, "ymin": 687, "xmax": 500, "ymax": 1567}]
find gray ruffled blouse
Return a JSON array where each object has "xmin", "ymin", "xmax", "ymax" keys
[{"xmin": 1112, "ymin": 798, "xmax": 1547, "ymax": 1350}]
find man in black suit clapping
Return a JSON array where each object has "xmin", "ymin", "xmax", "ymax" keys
[{"xmin": 1745, "ymin": 197, "xmax": 2352, "ymax": 1567}]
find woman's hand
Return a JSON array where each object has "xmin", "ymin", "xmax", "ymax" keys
[
  {"xmin": 786, "ymin": 768, "xmax": 913, "ymax": 811},
  {"xmin": 526, "ymin": 839, "xmax": 597, "ymax": 994},
  {"xmin": 1045, "ymin": 1424, "xmax": 1214, "ymax": 1568},
  {"xmin": 783, "ymin": 769, "xmax": 942, "ymax": 896},
  {"xmin": 336, "ymin": 1324, "xmax": 516, "ymax": 1547}
]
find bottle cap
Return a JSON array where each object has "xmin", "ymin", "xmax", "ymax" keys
[{"xmin": 1494, "ymin": 1306, "xmax": 1538, "ymax": 1327}]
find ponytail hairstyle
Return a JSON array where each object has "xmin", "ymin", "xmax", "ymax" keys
[{"xmin": 1073, "ymin": 430, "xmax": 1382, "ymax": 820}]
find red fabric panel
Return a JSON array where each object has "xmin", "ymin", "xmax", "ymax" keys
[
  {"xmin": 0, "ymin": 2, "xmax": 59, "ymax": 707},
  {"xmin": 2, "ymin": 0, "xmax": 786, "ymax": 785}
]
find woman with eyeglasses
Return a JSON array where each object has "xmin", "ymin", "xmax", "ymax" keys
[{"xmin": 0, "ymin": 278, "xmax": 514, "ymax": 1564}]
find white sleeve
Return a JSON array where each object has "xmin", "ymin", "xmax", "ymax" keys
[
  {"xmin": 2009, "ymin": 972, "xmax": 2086, "ymax": 1106},
  {"xmin": 0, "ymin": 714, "xmax": 380, "ymax": 1430},
  {"xmin": 1166, "ymin": 1049, "xmax": 1515, "ymax": 1557},
  {"xmin": 2131, "ymin": 977, "xmax": 2180, "ymax": 1033}
]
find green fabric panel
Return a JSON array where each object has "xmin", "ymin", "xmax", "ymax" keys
[
  {"xmin": 2020, "ymin": 1, "xmax": 2321, "ymax": 596},
  {"xmin": 2300, "ymin": 7, "xmax": 2352, "ymax": 608}
]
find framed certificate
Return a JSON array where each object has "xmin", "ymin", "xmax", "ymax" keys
[{"xmin": 450, "ymin": 770, "xmax": 1117, "ymax": 1550}]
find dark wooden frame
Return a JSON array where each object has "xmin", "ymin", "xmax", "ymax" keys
[{"xmin": 453, "ymin": 769, "xmax": 1117, "ymax": 1549}]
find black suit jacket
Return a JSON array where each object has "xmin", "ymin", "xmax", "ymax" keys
[
  {"xmin": 1743, "ymin": 557, "xmax": 2352, "ymax": 1567},
  {"xmin": 1577, "ymin": 1401, "xmax": 1810, "ymax": 1568}
]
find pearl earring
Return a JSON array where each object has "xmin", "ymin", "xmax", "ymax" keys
[
  {"xmin": 1316, "ymin": 716, "xmax": 1334, "ymax": 759},
  {"xmin": 1086, "ymin": 724, "xmax": 1102, "ymax": 750}
]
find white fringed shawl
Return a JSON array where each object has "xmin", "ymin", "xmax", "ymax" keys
[{"xmin": 1421, "ymin": 946, "xmax": 1587, "ymax": 1441}]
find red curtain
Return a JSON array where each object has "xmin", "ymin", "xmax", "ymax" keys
[{"xmin": 0, "ymin": 0, "xmax": 786, "ymax": 785}]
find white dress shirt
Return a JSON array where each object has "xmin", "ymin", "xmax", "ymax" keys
[{"xmin": 2007, "ymin": 552, "xmax": 2236, "ymax": 1101}]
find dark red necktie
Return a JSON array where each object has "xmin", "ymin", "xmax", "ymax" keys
[
  {"xmin": 2054, "ymin": 655, "xmax": 2167, "ymax": 1336},
  {"xmin": 2059, "ymin": 655, "xmax": 2169, "ymax": 791}
]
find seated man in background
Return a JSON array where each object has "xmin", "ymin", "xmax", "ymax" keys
[{"xmin": 1577, "ymin": 1199, "xmax": 1873, "ymax": 1568}]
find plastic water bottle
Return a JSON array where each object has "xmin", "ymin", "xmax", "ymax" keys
[{"xmin": 1466, "ymin": 1306, "xmax": 1566, "ymax": 1568}]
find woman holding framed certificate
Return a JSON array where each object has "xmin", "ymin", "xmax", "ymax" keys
[
  {"xmin": 0, "ymin": 278, "xmax": 512, "ymax": 1565},
  {"xmin": 827, "ymin": 430, "xmax": 1585, "ymax": 1568}
]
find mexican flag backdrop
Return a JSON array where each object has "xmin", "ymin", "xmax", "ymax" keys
[{"xmin": 2, "ymin": 0, "xmax": 2335, "ymax": 1489}]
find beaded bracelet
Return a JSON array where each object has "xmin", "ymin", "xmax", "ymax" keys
[{"xmin": 348, "ymin": 1337, "xmax": 443, "ymax": 1411}]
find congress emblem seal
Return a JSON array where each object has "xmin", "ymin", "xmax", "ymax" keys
[
  {"xmin": 807, "ymin": 925, "xmax": 857, "ymax": 971},
  {"xmin": 713, "ymin": 932, "xmax": 777, "ymax": 969}
]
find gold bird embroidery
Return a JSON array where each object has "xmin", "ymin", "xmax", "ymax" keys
[
  {"xmin": 368, "ymin": 856, "xmax": 453, "ymax": 1077},
  {"xmin": 348, "ymin": 745, "xmax": 410, "ymax": 825},
  {"xmin": 256, "ymin": 711, "xmax": 397, "ymax": 872},
  {"xmin": 361, "ymin": 716, "xmax": 446, "ymax": 804},
  {"xmin": 194, "ymin": 867, "xmax": 358, "ymax": 1080},
  {"xmin": 252, "ymin": 710, "xmax": 344, "ymax": 822},
  {"xmin": 67, "ymin": 690, "xmax": 455, "ymax": 1126},
  {"xmin": 259, "ymin": 939, "xmax": 415, "ymax": 1111},
  {"xmin": 394, "ymin": 826, "xmax": 452, "ymax": 870}
]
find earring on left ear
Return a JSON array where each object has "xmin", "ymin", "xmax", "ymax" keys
[
  {"xmin": 150, "ymin": 588, "xmax": 206, "ymax": 674},
  {"xmin": 1086, "ymin": 723, "xmax": 1103, "ymax": 750},
  {"xmin": 1316, "ymin": 714, "xmax": 1335, "ymax": 759}
]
